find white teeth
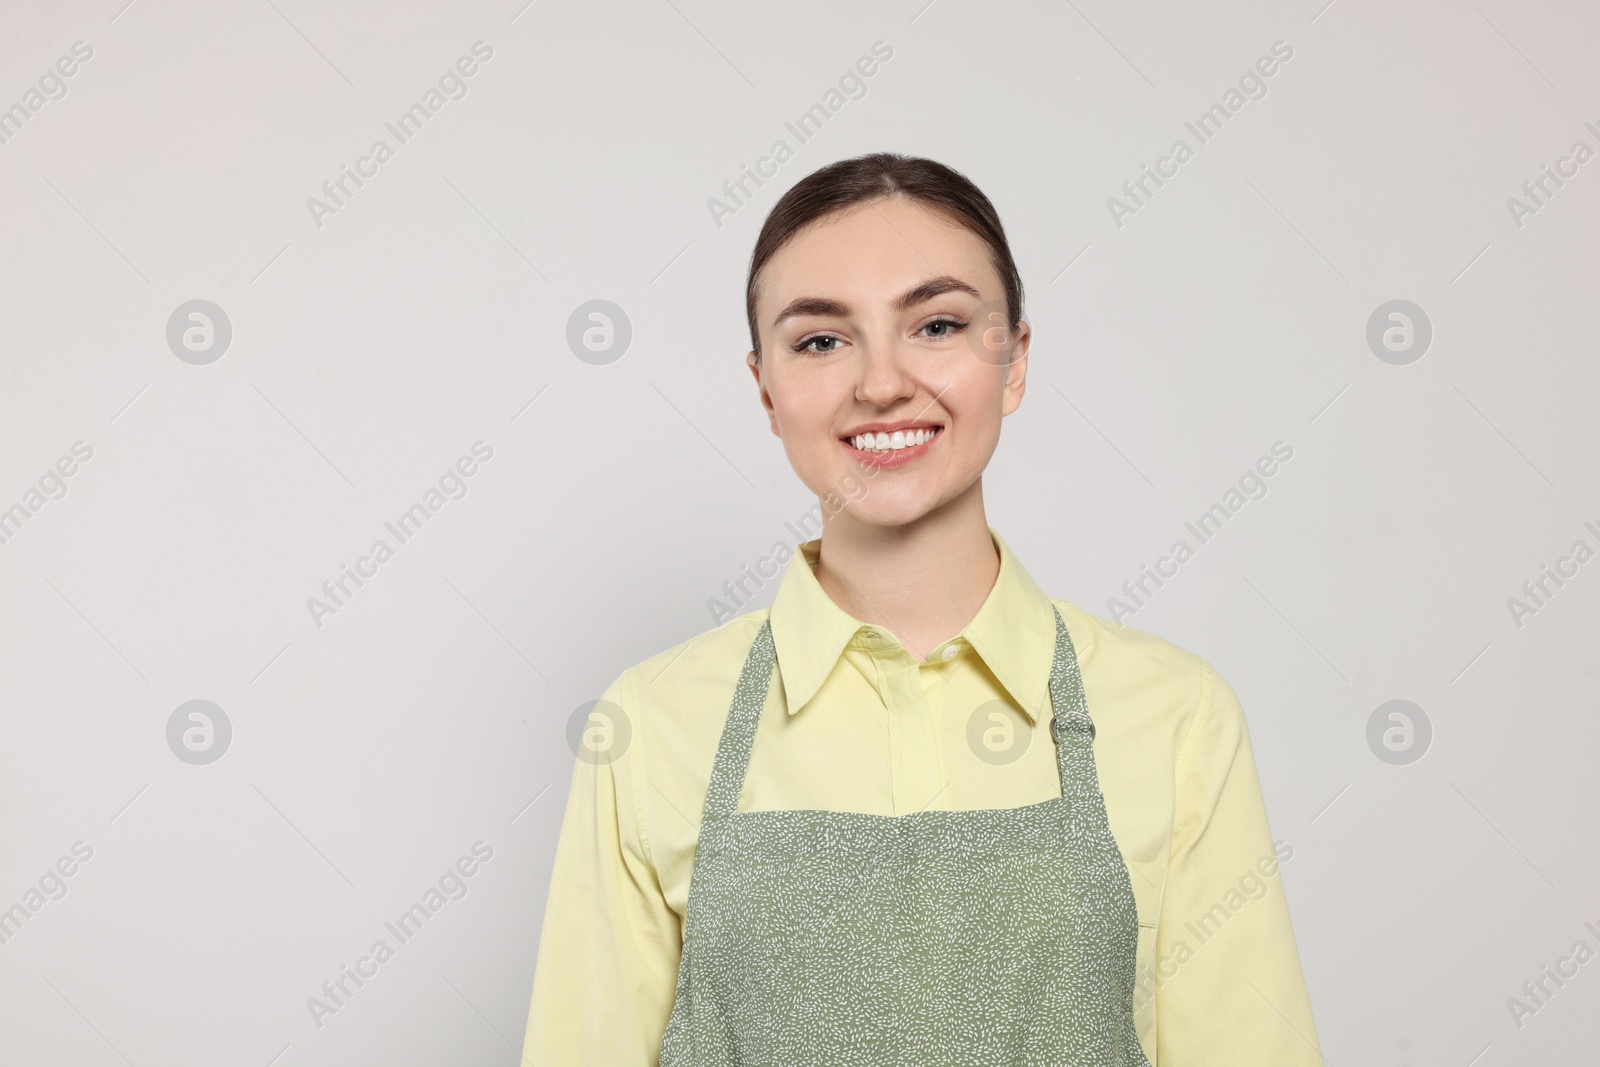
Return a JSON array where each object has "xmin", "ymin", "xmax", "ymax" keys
[{"xmin": 849, "ymin": 427, "xmax": 938, "ymax": 452}]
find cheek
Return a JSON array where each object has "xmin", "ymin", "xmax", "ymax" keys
[
  {"xmin": 769, "ymin": 390, "xmax": 830, "ymax": 447},
  {"xmin": 945, "ymin": 369, "xmax": 1008, "ymax": 456},
  {"xmin": 766, "ymin": 364, "xmax": 849, "ymax": 440},
  {"xmin": 766, "ymin": 385, "xmax": 843, "ymax": 484},
  {"xmin": 950, "ymin": 419, "xmax": 1002, "ymax": 478}
]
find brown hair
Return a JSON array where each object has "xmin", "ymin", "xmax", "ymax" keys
[{"xmin": 745, "ymin": 152, "xmax": 1024, "ymax": 361}]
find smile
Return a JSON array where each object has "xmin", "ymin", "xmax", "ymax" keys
[
  {"xmin": 846, "ymin": 426, "xmax": 940, "ymax": 453},
  {"xmin": 838, "ymin": 424, "xmax": 943, "ymax": 468}
]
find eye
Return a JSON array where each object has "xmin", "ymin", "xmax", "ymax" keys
[
  {"xmin": 919, "ymin": 316, "xmax": 970, "ymax": 340},
  {"xmin": 791, "ymin": 333, "xmax": 845, "ymax": 355}
]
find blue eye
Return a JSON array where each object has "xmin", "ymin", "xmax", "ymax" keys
[
  {"xmin": 792, "ymin": 335, "xmax": 842, "ymax": 354},
  {"xmin": 922, "ymin": 317, "xmax": 969, "ymax": 338},
  {"xmin": 789, "ymin": 318, "xmax": 969, "ymax": 354}
]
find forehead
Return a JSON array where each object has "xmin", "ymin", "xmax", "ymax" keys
[{"xmin": 757, "ymin": 197, "xmax": 1001, "ymax": 312}]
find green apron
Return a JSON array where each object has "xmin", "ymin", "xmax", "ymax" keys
[{"xmin": 658, "ymin": 605, "xmax": 1151, "ymax": 1066}]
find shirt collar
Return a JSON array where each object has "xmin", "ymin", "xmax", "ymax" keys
[{"xmin": 767, "ymin": 526, "xmax": 1058, "ymax": 723}]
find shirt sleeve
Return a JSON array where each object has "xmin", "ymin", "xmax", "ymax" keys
[
  {"xmin": 522, "ymin": 670, "xmax": 683, "ymax": 1065},
  {"xmin": 1153, "ymin": 661, "xmax": 1323, "ymax": 1065}
]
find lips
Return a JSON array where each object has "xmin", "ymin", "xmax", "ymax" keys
[
  {"xmin": 840, "ymin": 419, "xmax": 943, "ymax": 437},
  {"xmin": 838, "ymin": 422, "xmax": 943, "ymax": 468},
  {"xmin": 842, "ymin": 425, "xmax": 941, "ymax": 454}
]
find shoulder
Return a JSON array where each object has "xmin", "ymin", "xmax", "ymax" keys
[
  {"xmin": 1048, "ymin": 596, "xmax": 1241, "ymax": 755},
  {"xmin": 607, "ymin": 607, "xmax": 773, "ymax": 736},
  {"xmin": 1050, "ymin": 596, "xmax": 1211, "ymax": 683},
  {"xmin": 601, "ymin": 609, "xmax": 772, "ymax": 872},
  {"xmin": 621, "ymin": 606, "xmax": 770, "ymax": 689}
]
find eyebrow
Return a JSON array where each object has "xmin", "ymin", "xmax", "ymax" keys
[{"xmin": 770, "ymin": 275, "xmax": 982, "ymax": 329}]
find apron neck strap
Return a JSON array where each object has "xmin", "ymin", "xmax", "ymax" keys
[
  {"xmin": 1046, "ymin": 604, "xmax": 1102, "ymax": 797},
  {"xmin": 699, "ymin": 619, "xmax": 778, "ymax": 827},
  {"xmin": 698, "ymin": 606, "xmax": 1100, "ymax": 828}
]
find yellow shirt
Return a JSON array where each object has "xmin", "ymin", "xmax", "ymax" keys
[{"xmin": 523, "ymin": 528, "xmax": 1323, "ymax": 1065}]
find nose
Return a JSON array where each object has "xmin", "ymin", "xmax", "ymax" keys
[{"xmin": 853, "ymin": 330, "xmax": 917, "ymax": 408}]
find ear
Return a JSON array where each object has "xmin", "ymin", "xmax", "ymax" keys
[
  {"xmin": 1000, "ymin": 319, "xmax": 1031, "ymax": 417},
  {"xmin": 748, "ymin": 351, "xmax": 780, "ymax": 434}
]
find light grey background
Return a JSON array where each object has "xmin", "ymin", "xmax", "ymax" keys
[{"xmin": 1, "ymin": 0, "xmax": 1596, "ymax": 1064}]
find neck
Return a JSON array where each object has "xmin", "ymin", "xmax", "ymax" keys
[{"xmin": 812, "ymin": 480, "xmax": 999, "ymax": 659}]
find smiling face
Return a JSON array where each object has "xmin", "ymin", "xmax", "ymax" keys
[{"xmin": 748, "ymin": 196, "xmax": 1030, "ymax": 530}]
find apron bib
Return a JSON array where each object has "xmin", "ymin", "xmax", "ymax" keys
[{"xmin": 658, "ymin": 605, "xmax": 1151, "ymax": 1066}]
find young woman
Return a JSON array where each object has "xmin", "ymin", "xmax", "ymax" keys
[{"xmin": 523, "ymin": 153, "xmax": 1322, "ymax": 1064}]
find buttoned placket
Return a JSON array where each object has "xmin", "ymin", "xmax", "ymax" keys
[{"xmin": 854, "ymin": 628, "xmax": 965, "ymax": 815}]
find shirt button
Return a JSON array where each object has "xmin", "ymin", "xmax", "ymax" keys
[{"xmin": 939, "ymin": 644, "xmax": 959, "ymax": 661}]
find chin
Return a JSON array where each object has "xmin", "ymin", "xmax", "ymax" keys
[{"xmin": 837, "ymin": 498, "xmax": 943, "ymax": 530}]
